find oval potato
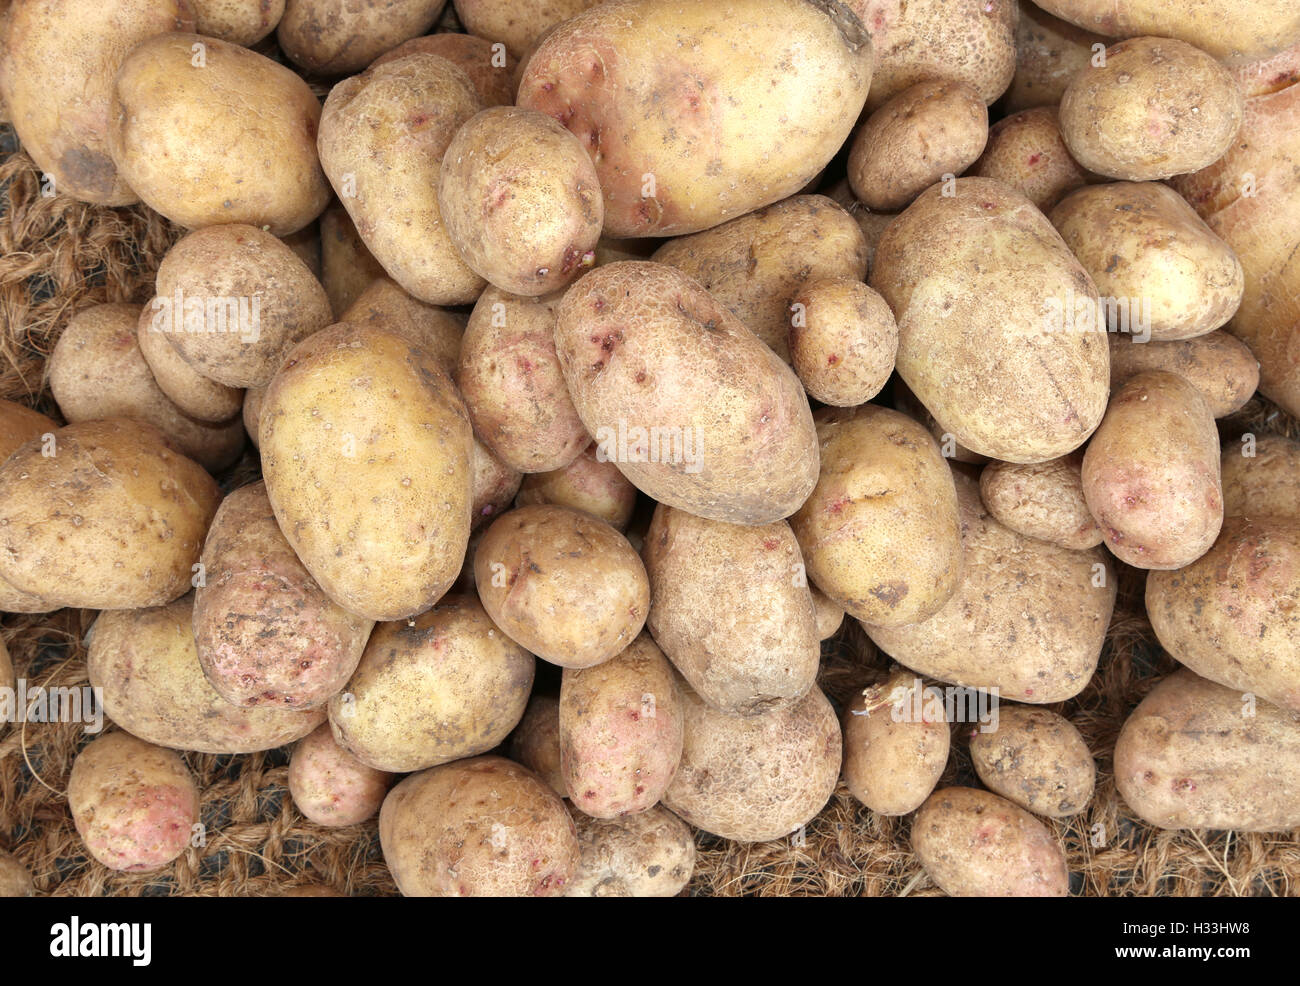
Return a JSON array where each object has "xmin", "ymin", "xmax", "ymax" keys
[{"xmin": 969, "ymin": 705, "xmax": 1096, "ymax": 818}]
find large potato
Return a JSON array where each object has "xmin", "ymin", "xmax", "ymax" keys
[
  {"xmin": 517, "ymin": 0, "xmax": 874, "ymax": 237},
  {"xmin": 969, "ymin": 705, "xmax": 1095, "ymax": 818},
  {"xmin": 870, "ymin": 178, "xmax": 1108, "ymax": 464},
  {"xmin": 260, "ymin": 323, "xmax": 473, "ymax": 621},
  {"xmin": 288, "ymin": 723, "xmax": 393, "ymax": 827},
  {"xmin": 566, "ymin": 804, "xmax": 695, "ymax": 897},
  {"xmin": 978, "ymin": 453, "xmax": 1102, "ymax": 551},
  {"xmin": 515, "ymin": 442, "xmax": 638, "ymax": 532},
  {"xmin": 969, "ymin": 106, "xmax": 1094, "ymax": 211},
  {"xmin": 372, "ymin": 33, "xmax": 517, "ymax": 107},
  {"xmin": 1108, "ymin": 331, "xmax": 1259, "ymax": 419},
  {"xmin": 554, "ymin": 262, "xmax": 818, "ymax": 525},
  {"xmin": 109, "ymin": 33, "xmax": 330, "ymax": 234},
  {"xmin": 1221, "ymin": 435, "xmax": 1300, "ymax": 521},
  {"xmin": 277, "ymin": 0, "xmax": 446, "ymax": 75}
]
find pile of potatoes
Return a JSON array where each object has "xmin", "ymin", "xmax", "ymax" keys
[{"xmin": 2, "ymin": 0, "xmax": 1300, "ymax": 898}]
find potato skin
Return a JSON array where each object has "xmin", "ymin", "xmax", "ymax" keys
[
  {"xmin": 340, "ymin": 276, "xmax": 466, "ymax": 378},
  {"xmin": 1082, "ymin": 371, "xmax": 1223, "ymax": 570},
  {"xmin": 261, "ymin": 323, "xmax": 473, "ymax": 622},
  {"xmin": 379, "ymin": 755, "xmax": 580, "ymax": 896},
  {"xmin": 372, "ymin": 32, "xmax": 517, "ymax": 106},
  {"xmin": 0, "ymin": 419, "xmax": 218, "ymax": 610},
  {"xmin": 68, "ymin": 732, "xmax": 200, "ymax": 873},
  {"xmin": 277, "ymin": 0, "xmax": 446, "ymax": 75},
  {"xmin": 1004, "ymin": 1, "xmax": 1105, "ymax": 113},
  {"xmin": 969, "ymin": 106, "xmax": 1094, "ymax": 211},
  {"xmin": 0, "ymin": 850, "xmax": 33, "ymax": 897},
  {"xmin": 189, "ymin": 0, "xmax": 282, "ymax": 45},
  {"xmin": 788, "ymin": 277, "xmax": 897, "ymax": 407},
  {"xmin": 969, "ymin": 706, "xmax": 1095, "ymax": 818},
  {"xmin": 1109, "ymin": 331, "xmax": 1259, "ymax": 419},
  {"xmin": 319, "ymin": 203, "xmax": 386, "ymax": 318},
  {"xmin": 474, "ymin": 504, "xmax": 648, "ymax": 669},
  {"xmin": 509, "ymin": 694, "xmax": 567, "ymax": 797},
  {"xmin": 912, "ymin": 787, "xmax": 1069, "ymax": 897},
  {"xmin": 791, "ymin": 405, "xmax": 962, "ymax": 628},
  {"xmin": 0, "ymin": 398, "xmax": 57, "ymax": 462},
  {"xmin": 1221, "ymin": 435, "xmax": 1300, "ymax": 521},
  {"xmin": 809, "ymin": 586, "xmax": 844, "ymax": 640},
  {"xmin": 842, "ymin": 671, "xmax": 950, "ymax": 816},
  {"xmin": 456, "ymin": 0, "xmax": 600, "ymax": 58},
  {"xmin": 470, "ymin": 439, "xmax": 522, "ymax": 531},
  {"xmin": 978, "ymin": 453, "xmax": 1102, "ymax": 551},
  {"xmin": 517, "ymin": 0, "xmax": 874, "ymax": 237},
  {"xmin": 515, "ymin": 441, "xmax": 638, "ymax": 531},
  {"xmin": 566, "ymin": 804, "xmax": 695, "ymax": 897},
  {"xmin": 555, "ymin": 262, "xmax": 819, "ymax": 525},
  {"xmin": 288, "ymin": 723, "xmax": 393, "ymax": 827},
  {"xmin": 1114, "ymin": 668, "xmax": 1300, "ymax": 831},
  {"xmin": 663, "ymin": 681, "xmax": 840, "ymax": 843},
  {"xmin": 194, "ymin": 482, "xmax": 373, "ymax": 710},
  {"xmin": 88, "ymin": 596, "xmax": 325, "ymax": 753},
  {"xmin": 109, "ymin": 33, "xmax": 329, "ymax": 235},
  {"xmin": 136, "ymin": 305, "xmax": 244, "ymax": 425}
]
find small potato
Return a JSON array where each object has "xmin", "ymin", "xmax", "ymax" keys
[
  {"xmin": 0, "ymin": 850, "xmax": 33, "ymax": 897},
  {"xmin": 1004, "ymin": 1, "xmax": 1106, "ymax": 112},
  {"xmin": 643, "ymin": 504, "xmax": 820, "ymax": 715},
  {"xmin": 1081, "ymin": 371, "xmax": 1223, "ymax": 569},
  {"xmin": 277, "ymin": 0, "xmax": 446, "ymax": 75},
  {"xmin": 68, "ymin": 732, "xmax": 200, "ymax": 873},
  {"xmin": 152, "ymin": 224, "xmax": 333, "ymax": 389},
  {"xmin": 471, "ymin": 439, "xmax": 523, "ymax": 531},
  {"xmin": 379, "ymin": 755, "xmax": 580, "ymax": 896},
  {"xmin": 372, "ymin": 33, "xmax": 517, "ymax": 106},
  {"xmin": 340, "ymin": 277, "xmax": 466, "ymax": 377},
  {"xmin": 474, "ymin": 504, "xmax": 648, "ymax": 669},
  {"xmin": 242, "ymin": 386, "xmax": 265, "ymax": 450},
  {"xmin": 0, "ymin": 419, "xmax": 219, "ymax": 610},
  {"xmin": 1221, "ymin": 435, "xmax": 1300, "ymax": 521},
  {"xmin": 809, "ymin": 586, "xmax": 844, "ymax": 640},
  {"xmin": 788, "ymin": 277, "xmax": 897, "ymax": 406},
  {"xmin": 842, "ymin": 671, "xmax": 950, "ymax": 816},
  {"xmin": 515, "ymin": 442, "xmax": 638, "ymax": 531},
  {"xmin": 1109, "ymin": 331, "xmax": 1259, "ymax": 419},
  {"xmin": 0, "ymin": 399, "xmax": 57, "ymax": 461},
  {"xmin": 1059, "ymin": 37, "xmax": 1244, "ymax": 180},
  {"xmin": 969, "ymin": 706, "xmax": 1095, "ymax": 818},
  {"xmin": 1050, "ymin": 182, "xmax": 1245, "ymax": 341},
  {"xmin": 326, "ymin": 594, "xmax": 534, "ymax": 772},
  {"xmin": 456, "ymin": 0, "xmax": 600, "ymax": 58},
  {"xmin": 566, "ymin": 805, "xmax": 695, "ymax": 897},
  {"xmin": 969, "ymin": 106, "xmax": 1094, "ymax": 211},
  {"xmin": 319, "ymin": 204, "xmax": 386, "ymax": 318},
  {"xmin": 912, "ymin": 787, "xmax": 1070, "ymax": 897},
  {"xmin": 288, "ymin": 723, "xmax": 393, "ymax": 827},
  {"xmin": 509, "ymin": 694, "xmax": 567, "ymax": 797},
  {"xmin": 978, "ymin": 453, "xmax": 1103, "ymax": 550},
  {"xmin": 136, "ymin": 305, "xmax": 244, "ymax": 425},
  {"xmin": 663, "ymin": 681, "xmax": 840, "ymax": 843},
  {"xmin": 439, "ymin": 106, "xmax": 601, "ymax": 296},
  {"xmin": 560, "ymin": 635, "xmax": 683, "ymax": 818},
  {"xmin": 848, "ymin": 79, "xmax": 988, "ymax": 212},
  {"xmin": 109, "ymin": 33, "xmax": 330, "ymax": 235},
  {"xmin": 193, "ymin": 482, "xmax": 373, "ymax": 710},
  {"xmin": 190, "ymin": 0, "xmax": 284, "ymax": 45}
]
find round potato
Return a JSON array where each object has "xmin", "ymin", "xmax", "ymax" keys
[
  {"xmin": 969, "ymin": 106, "xmax": 1094, "ymax": 211},
  {"xmin": 969, "ymin": 705, "xmax": 1095, "ymax": 818},
  {"xmin": 1003, "ymin": 1, "xmax": 1106, "ymax": 112},
  {"xmin": 277, "ymin": 0, "xmax": 446, "ymax": 75},
  {"xmin": 1221, "ymin": 435, "xmax": 1300, "ymax": 521},
  {"xmin": 288, "ymin": 723, "xmax": 393, "ymax": 828},
  {"xmin": 0, "ymin": 850, "xmax": 33, "ymax": 897},
  {"xmin": 470, "ymin": 439, "xmax": 523, "ymax": 532},
  {"xmin": 189, "ymin": 0, "xmax": 283, "ymax": 45},
  {"xmin": 1109, "ymin": 331, "xmax": 1259, "ymax": 419},
  {"xmin": 789, "ymin": 277, "xmax": 897, "ymax": 407},
  {"xmin": 978, "ymin": 453, "xmax": 1102, "ymax": 550},
  {"xmin": 456, "ymin": 0, "xmax": 599, "ymax": 58},
  {"xmin": 515, "ymin": 442, "xmax": 638, "ymax": 531},
  {"xmin": 372, "ymin": 32, "xmax": 517, "ymax": 106},
  {"xmin": 566, "ymin": 804, "xmax": 695, "ymax": 897},
  {"xmin": 339, "ymin": 277, "xmax": 466, "ymax": 377},
  {"xmin": 136, "ymin": 304, "xmax": 244, "ymax": 425},
  {"xmin": 379, "ymin": 755, "xmax": 580, "ymax": 896},
  {"xmin": 509, "ymin": 694, "xmax": 567, "ymax": 798},
  {"xmin": 319, "ymin": 203, "xmax": 387, "ymax": 318}
]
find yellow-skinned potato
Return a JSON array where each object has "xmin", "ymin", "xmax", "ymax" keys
[
  {"xmin": 1082, "ymin": 371, "xmax": 1223, "ymax": 570},
  {"xmin": 517, "ymin": 0, "xmax": 874, "ymax": 238},
  {"xmin": 969, "ymin": 106, "xmax": 1094, "ymax": 211},
  {"xmin": 136, "ymin": 305, "xmax": 243, "ymax": 425},
  {"xmin": 318, "ymin": 54, "xmax": 485, "ymax": 306},
  {"xmin": 456, "ymin": 0, "xmax": 601, "ymax": 58},
  {"xmin": 1109, "ymin": 331, "xmax": 1259, "ymax": 419},
  {"xmin": 277, "ymin": 0, "xmax": 446, "ymax": 76},
  {"xmin": 0, "ymin": 0, "xmax": 194, "ymax": 205},
  {"xmin": 261, "ymin": 323, "xmax": 473, "ymax": 621},
  {"xmin": 379, "ymin": 755, "xmax": 580, "ymax": 896},
  {"xmin": 1221, "ymin": 435, "xmax": 1300, "ymax": 521},
  {"xmin": 515, "ymin": 442, "xmax": 638, "ymax": 532},
  {"xmin": 109, "ymin": 33, "xmax": 330, "ymax": 235},
  {"xmin": 319, "ymin": 203, "xmax": 386, "ymax": 319},
  {"xmin": 340, "ymin": 277, "xmax": 466, "ymax": 377},
  {"xmin": 913, "ymin": 787, "xmax": 1070, "ymax": 897},
  {"xmin": 969, "ymin": 705, "xmax": 1096, "ymax": 818},
  {"xmin": 566, "ymin": 804, "xmax": 695, "ymax": 897},
  {"xmin": 0, "ymin": 419, "xmax": 218, "ymax": 610},
  {"xmin": 326, "ymin": 594, "xmax": 534, "ymax": 772},
  {"xmin": 643, "ymin": 504, "xmax": 819, "ymax": 716},
  {"xmin": 372, "ymin": 32, "xmax": 517, "ymax": 106},
  {"xmin": 1003, "ymin": 1, "xmax": 1105, "ymax": 112},
  {"xmin": 190, "ymin": 0, "xmax": 283, "ymax": 45},
  {"xmin": 1114, "ymin": 668, "xmax": 1300, "ymax": 831},
  {"xmin": 0, "ymin": 850, "xmax": 33, "ymax": 897},
  {"xmin": 791, "ymin": 405, "xmax": 962, "ymax": 628},
  {"xmin": 289, "ymin": 724, "xmax": 394, "ymax": 827},
  {"xmin": 509, "ymin": 694, "xmax": 567, "ymax": 797},
  {"xmin": 978, "ymin": 453, "xmax": 1103, "ymax": 551},
  {"xmin": 788, "ymin": 277, "xmax": 897, "ymax": 407}
]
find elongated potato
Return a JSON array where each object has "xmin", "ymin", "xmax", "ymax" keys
[
  {"xmin": 978, "ymin": 453, "xmax": 1102, "ymax": 550},
  {"xmin": 277, "ymin": 0, "xmax": 446, "ymax": 75},
  {"xmin": 1221, "ymin": 435, "xmax": 1300, "ymax": 521},
  {"xmin": 1108, "ymin": 331, "xmax": 1259, "ymax": 419},
  {"xmin": 566, "ymin": 805, "xmax": 695, "ymax": 897},
  {"xmin": 289, "ymin": 723, "xmax": 393, "ymax": 827},
  {"xmin": 969, "ymin": 706, "xmax": 1095, "ymax": 818},
  {"xmin": 372, "ymin": 32, "xmax": 517, "ymax": 106},
  {"xmin": 515, "ymin": 442, "xmax": 638, "ymax": 531}
]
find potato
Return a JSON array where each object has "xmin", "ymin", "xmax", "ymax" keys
[
  {"xmin": 643, "ymin": 504, "xmax": 819, "ymax": 715},
  {"xmin": 662, "ymin": 680, "xmax": 840, "ymax": 843},
  {"xmin": 650, "ymin": 195, "xmax": 869, "ymax": 363},
  {"xmin": 809, "ymin": 586, "xmax": 844, "ymax": 641},
  {"xmin": 1221, "ymin": 435, "xmax": 1300, "ymax": 521},
  {"xmin": 0, "ymin": 419, "xmax": 218, "ymax": 610},
  {"xmin": 281, "ymin": 222, "xmax": 322, "ymax": 279},
  {"xmin": 1050, "ymin": 182, "xmax": 1244, "ymax": 342},
  {"xmin": 48, "ymin": 303, "xmax": 244, "ymax": 472},
  {"xmin": 474, "ymin": 504, "xmax": 647, "ymax": 669},
  {"xmin": 379, "ymin": 755, "xmax": 580, "ymax": 896},
  {"xmin": 278, "ymin": 0, "xmax": 446, "ymax": 75},
  {"xmin": 471, "ymin": 440, "xmax": 522, "ymax": 531},
  {"xmin": 1082, "ymin": 371, "xmax": 1222, "ymax": 569},
  {"xmin": 969, "ymin": 107, "xmax": 1093, "ymax": 211},
  {"xmin": 241, "ymin": 385, "xmax": 264, "ymax": 450},
  {"xmin": 517, "ymin": 0, "xmax": 873, "ymax": 237},
  {"xmin": 1147, "ymin": 515, "xmax": 1300, "ymax": 714},
  {"xmin": 136, "ymin": 305, "xmax": 244, "ymax": 425},
  {"xmin": 288, "ymin": 723, "xmax": 393, "ymax": 827},
  {"xmin": 893, "ymin": 379, "xmax": 987, "ymax": 466},
  {"xmin": 865, "ymin": 471, "xmax": 1116, "ymax": 704},
  {"xmin": 515, "ymin": 442, "xmax": 638, "ymax": 531},
  {"xmin": 560, "ymin": 634, "xmax": 682, "ymax": 818},
  {"xmin": 1109, "ymin": 331, "xmax": 1259, "ymax": 419},
  {"xmin": 870, "ymin": 178, "xmax": 1108, "ymax": 464},
  {"xmin": 788, "ymin": 277, "xmax": 897, "ymax": 407},
  {"xmin": 109, "ymin": 33, "xmax": 329, "ymax": 235},
  {"xmin": 88, "ymin": 596, "xmax": 325, "ymax": 753},
  {"xmin": 318, "ymin": 54, "xmax": 485, "ymax": 306},
  {"xmin": 1059, "ymin": 38, "xmax": 1244, "ymax": 181},
  {"xmin": 340, "ymin": 277, "xmax": 465, "ymax": 377},
  {"xmin": 509, "ymin": 694, "xmax": 567, "ymax": 797},
  {"xmin": 372, "ymin": 32, "xmax": 517, "ymax": 106},
  {"xmin": 319, "ymin": 203, "xmax": 386, "ymax": 319},
  {"xmin": 1004, "ymin": 1, "xmax": 1105, "ymax": 112},
  {"xmin": 0, "ymin": 573, "xmax": 53, "ymax": 615},
  {"xmin": 0, "ymin": 850, "xmax": 32, "ymax": 897},
  {"xmin": 0, "ymin": 0, "xmax": 193, "ymax": 205},
  {"xmin": 791, "ymin": 405, "xmax": 962, "ymax": 628},
  {"xmin": 68, "ymin": 732, "xmax": 200, "ymax": 873},
  {"xmin": 456, "ymin": 287, "xmax": 588, "ymax": 473},
  {"xmin": 456, "ymin": 0, "xmax": 599, "ymax": 58},
  {"xmin": 326, "ymin": 594, "xmax": 532, "ymax": 772},
  {"xmin": 0, "ymin": 399, "xmax": 57, "ymax": 462},
  {"xmin": 193, "ymin": 482, "xmax": 372, "ymax": 710},
  {"xmin": 566, "ymin": 804, "xmax": 695, "ymax": 897},
  {"xmin": 848, "ymin": 80, "xmax": 988, "ymax": 212},
  {"xmin": 969, "ymin": 705, "xmax": 1095, "ymax": 818},
  {"xmin": 190, "ymin": 0, "xmax": 283, "ymax": 45},
  {"xmin": 261, "ymin": 323, "xmax": 473, "ymax": 621},
  {"xmin": 841, "ymin": 670, "xmax": 950, "ymax": 816},
  {"xmin": 912, "ymin": 787, "xmax": 1069, "ymax": 897},
  {"xmin": 555, "ymin": 262, "xmax": 818, "ymax": 525},
  {"xmin": 978, "ymin": 453, "xmax": 1102, "ymax": 550}
]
